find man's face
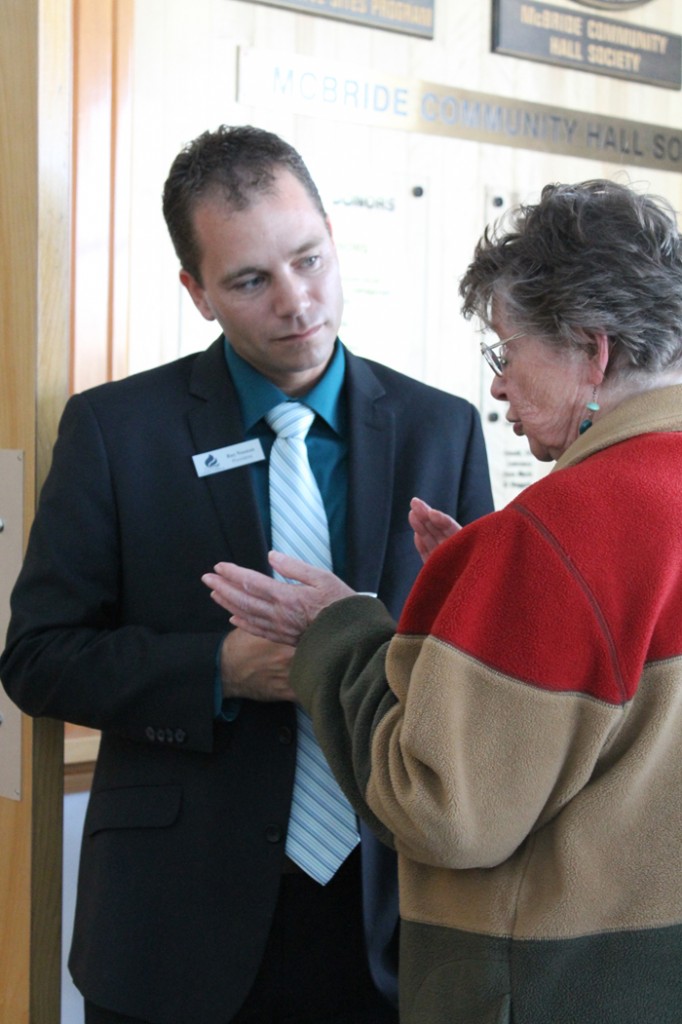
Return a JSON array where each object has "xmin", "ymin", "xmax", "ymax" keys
[{"xmin": 180, "ymin": 170, "xmax": 344, "ymax": 397}]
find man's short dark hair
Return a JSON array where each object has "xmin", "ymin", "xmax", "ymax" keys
[{"xmin": 162, "ymin": 124, "xmax": 327, "ymax": 284}]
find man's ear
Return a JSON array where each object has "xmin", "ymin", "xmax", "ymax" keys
[{"xmin": 179, "ymin": 269, "xmax": 216, "ymax": 322}]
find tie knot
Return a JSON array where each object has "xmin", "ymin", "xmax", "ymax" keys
[{"xmin": 266, "ymin": 401, "xmax": 315, "ymax": 440}]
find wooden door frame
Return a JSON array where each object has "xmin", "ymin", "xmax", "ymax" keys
[
  {"xmin": 0, "ymin": 1, "xmax": 72, "ymax": 1020},
  {"xmin": 0, "ymin": 1, "xmax": 132, "ymax": 1019}
]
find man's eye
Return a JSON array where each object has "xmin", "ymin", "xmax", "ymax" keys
[{"xmin": 235, "ymin": 275, "xmax": 264, "ymax": 291}]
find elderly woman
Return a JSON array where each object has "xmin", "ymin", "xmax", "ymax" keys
[{"xmin": 202, "ymin": 179, "xmax": 682, "ymax": 1024}]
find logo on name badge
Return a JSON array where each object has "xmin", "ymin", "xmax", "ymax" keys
[{"xmin": 192, "ymin": 439, "xmax": 265, "ymax": 477}]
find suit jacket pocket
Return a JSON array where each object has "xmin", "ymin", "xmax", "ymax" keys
[{"xmin": 85, "ymin": 784, "xmax": 182, "ymax": 836}]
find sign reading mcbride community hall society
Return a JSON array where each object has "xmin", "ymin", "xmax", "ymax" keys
[
  {"xmin": 493, "ymin": 0, "xmax": 681, "ymax": 88},
  {"xmin": 237, "ymin": 47, "xmax": 682, "ymax": 173}
]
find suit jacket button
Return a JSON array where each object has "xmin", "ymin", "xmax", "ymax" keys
[
  {"xmin": 156, "ymin": 728, "xmax": 166, "ymax": 742},
  {"xmin": 278, "ymin": 726, "xmax": 293, "ymax": 744},
  {"xmin": 174, "ymin": 729, "xmax": 187, "ymax": 744},
  {"xmin": 145, "ymin": 726, "xmax": 156, "ymax": 741},
  {"xmin": 265, "ymin": 824, "xmax": 283, "ymax": 843}
]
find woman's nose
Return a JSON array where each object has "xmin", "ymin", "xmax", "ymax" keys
[{"xmin": 490, "ymin": 374, "xmax": 507, "ymax": 401}]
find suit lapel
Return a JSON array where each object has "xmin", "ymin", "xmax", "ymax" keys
[
  {"xmin": 344, "ymin": 352, "xmax": 396, "ymax": 593},
  {"xmin": 187, "ymin": 338, "xmax": 270, "ymax": 575},
  {"xmin": 185, "ymin": 341, "xmax": 397, "ymax": 586}
]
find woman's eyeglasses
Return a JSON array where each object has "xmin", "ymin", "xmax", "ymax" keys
[{"xmin": 479, "ymin": 332, "xmax": 526, "ymax": 376}]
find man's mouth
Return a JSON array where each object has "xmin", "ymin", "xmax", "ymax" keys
[{"xmin": 276, "ymin": 322, "xmax": 323, "ymax": 343}]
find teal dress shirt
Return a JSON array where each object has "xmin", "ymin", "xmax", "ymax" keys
[{"xmin": 216, "ymin": 337, "xmax": 348, "ymax": 718}]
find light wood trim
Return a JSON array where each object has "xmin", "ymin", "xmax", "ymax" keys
[
  {"xmin": 64, "ymin": 762, "xmax": 97, "ymax": 796},
  {"xmin": 110, "ymin": 0, "xmax": 134, "ymax": 381},
  {"xmin": 30, "ymin": 0, "xmax": 74, "ymax": 1004},
  {"xmin": 34, "ymin": 1, "xmax": 73, "ymax": 1014},
  {"xmin": 65, "ymin": 0, "xmax": 135, "ymax": 778},
  {"xmin": 0, "ymin": 0, "xmax": 71, "ymax": 1020},
  {"xmin": 71, "ymin": 0, "xmax": 134, "ymax": 392},
  {"xmin": 37, "ymin": 0, "xmax": 74, "ymax": 483},
  {"xmin": 65, "ymin": 735, "xmax": 101, "ymax": 766},
  {"xmin": 0, "ymin": 2, "xmax": 40, "ymax": 1018},
  {"xmin": 71, "ymin": 0, "xmax": 114, "ymax": 393},
  {"xmin": 65, "ymin": 726, "xmax": 101, "ymax": 766}
]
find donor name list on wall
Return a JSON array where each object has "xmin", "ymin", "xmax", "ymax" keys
[
  {"xmin": 243, "ymin": 0, "xmax": 434, "ymax": 38},
  {"xmin": 493, "ymin": 0, "xmax": 681, "ymax": 88}
]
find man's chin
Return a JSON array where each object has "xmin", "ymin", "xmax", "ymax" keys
[{"xmin": 279, "ymin": 335, "xmax": 336, "ymax": 370}]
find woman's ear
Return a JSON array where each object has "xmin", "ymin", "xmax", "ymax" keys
[{"xmin": 587, "ymin": 331, "xmax": 610, "ymax": 384}]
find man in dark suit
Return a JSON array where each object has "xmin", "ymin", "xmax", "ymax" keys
[{"xmin": 0, "ymin": 125, "xmax": 493, "ymax": 1024}]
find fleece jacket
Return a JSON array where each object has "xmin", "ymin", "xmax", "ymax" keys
[{"xmin": 292, "ymin": 384, "xmax": 682, "ymax": 1024}]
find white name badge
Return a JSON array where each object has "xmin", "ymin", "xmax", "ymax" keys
[{"xmin": 193, "ymin": 439, "xmax": 265, "ymax": 477}]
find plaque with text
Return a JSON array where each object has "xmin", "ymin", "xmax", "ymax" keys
[
  {"xmin": 493, "ymin": 0, "xmax": 681, "ymax": 89},
  {"xmin": 243, "ymin": 0, "xmax": 434, "ymax": 38}
]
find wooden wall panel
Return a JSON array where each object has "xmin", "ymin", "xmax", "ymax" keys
[
  {"xmin": 0, "ymin": 0, "xmax": 71, "ymax": 1020},
  {"xmin": 71, "ymin": 0, "xmax": 133, "ymax": 394},
  {"xmin": 110, "ymin": 0, "xmax": 134, "ymax": 382},
  {"xmin": 64, "ymin": 0, "xmax": 134, "ymax": 773},
  {"xmin": 0, "ymin": 4, "xmax": 40, "ymax": 1019},
  {"xmin": 71, "ymin": 0, "xmax": 114, "ymax": 393}
]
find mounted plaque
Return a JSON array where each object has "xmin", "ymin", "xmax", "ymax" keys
[
  {"xmin": 492, "ymin": 0, "xmax": 681, "ymax": 89},
  {"xmin": 243, "ymin": 0, "xmax": 434, "ymax": 39}
]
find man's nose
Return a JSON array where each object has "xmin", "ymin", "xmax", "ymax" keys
[{"xmin": 273, "ymin": 274, "xmax": 311, "ymax": 318}]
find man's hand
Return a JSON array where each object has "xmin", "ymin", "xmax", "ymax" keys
[
  {"xmin": 220, "ymin": 628, "xmax": 296, "ymax": 702},
  {"xmin": 409, "ymin": 496, "xmax": 461, "ymax": 562},
  {"xmin": 202, "ymin": 551, "xmax": 355, "ymax": 647}
]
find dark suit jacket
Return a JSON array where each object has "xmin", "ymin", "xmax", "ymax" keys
[{"xmin": 0, "ymin": 338, "xmax": 493, "ymax": 1023}]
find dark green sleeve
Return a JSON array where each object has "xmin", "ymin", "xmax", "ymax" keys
[{"xmin": 291, "ymin": 595, "xmax": 398, "ymax": 846}]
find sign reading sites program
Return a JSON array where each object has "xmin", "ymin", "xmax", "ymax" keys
[
  {"xmin": 493, "ymin": 0, "xmax": 681, "ymax": 89},
  {"xmin": 243, "ymin": 0, "xmax": 434, "ymax": 38}
]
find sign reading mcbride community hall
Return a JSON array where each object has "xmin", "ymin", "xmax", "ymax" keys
[
  {"xmin": 237, "ymin": 48, "xmax": 682, "ymax": 174},
  {"xmin": 493, "ymin": 0, "xmax": 681, "ymax": 89},
  {"xmin": 244, "ymin": 0, "xmax": 434, "ymax": 38}
]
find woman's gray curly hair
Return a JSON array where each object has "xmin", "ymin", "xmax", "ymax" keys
[{"xmin": 459, "ymin": 179, "xmax": 682, "ymax": 378}]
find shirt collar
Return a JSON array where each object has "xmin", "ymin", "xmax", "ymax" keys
[{"xmin": 223, "ymin": 337, "xmax": 346, "ymax": 433}]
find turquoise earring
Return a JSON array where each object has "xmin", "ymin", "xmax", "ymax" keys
[{"xmin": 579, "ymin": 387, "xmax": 600, "ymax": 435}]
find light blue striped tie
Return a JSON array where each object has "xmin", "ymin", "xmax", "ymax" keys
[{"xmin": 266, "ymin": 401, "xmax": 360, "ymax": 885}]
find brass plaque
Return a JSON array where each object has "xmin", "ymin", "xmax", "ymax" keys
[
  {"xmin": 244, "ymin": 0, "xmax": 434, "ymax": 39},
  {"xmin": 493, "ymin": 0, "xmax": 682, "ymax": 90}
]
